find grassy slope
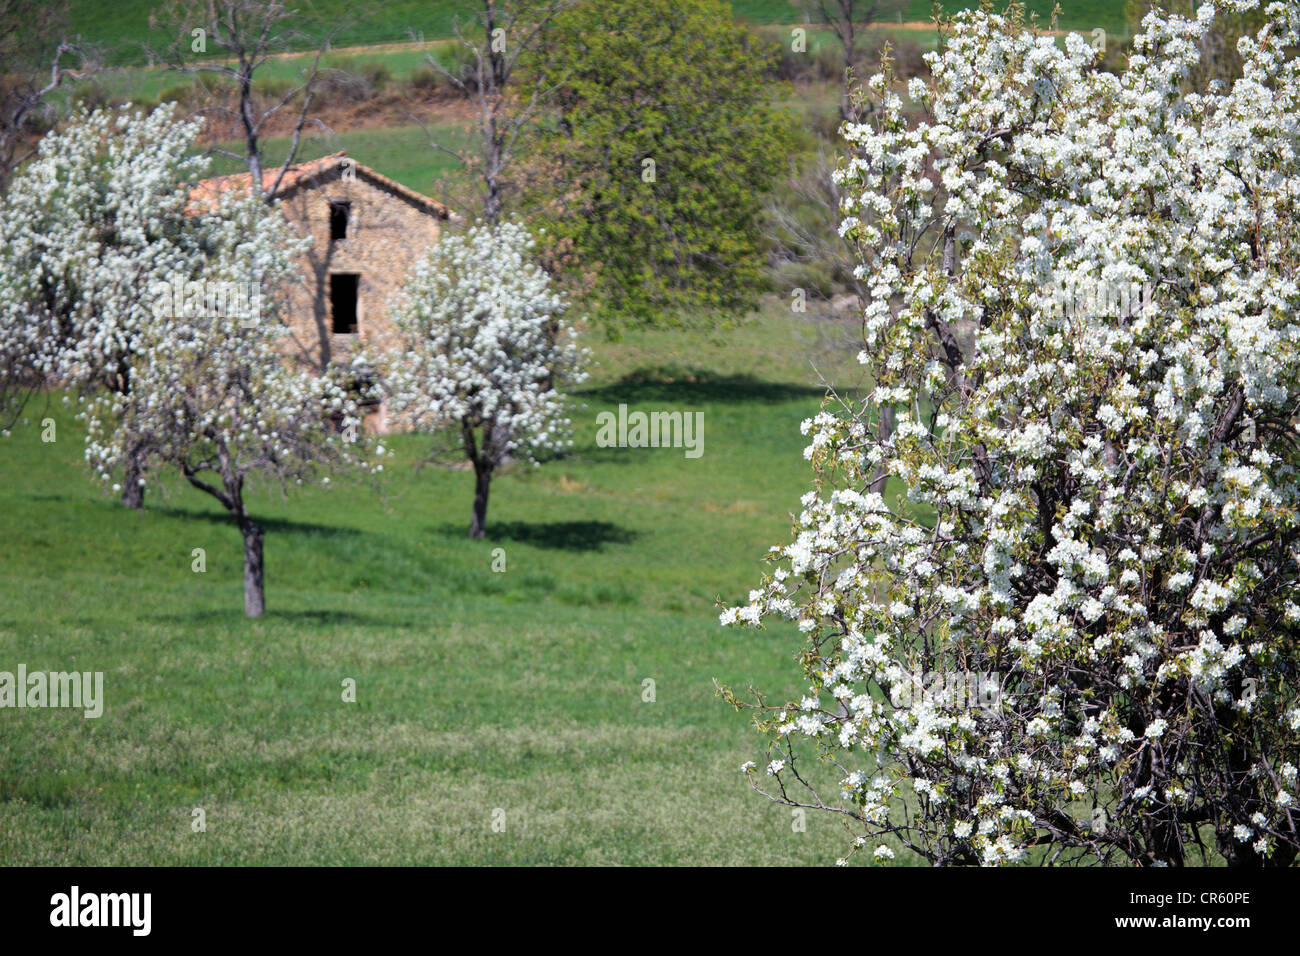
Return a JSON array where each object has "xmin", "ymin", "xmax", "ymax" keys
[
  {"xmin": 201, "ymin": 124, "xmax": 474, "ymax": 196},
  {"xmin": 73, "ymin": 0, "xmax": 1128, "ymax": 65},
  {"xmin": 0, "ymin": 305, "xmax": 904, "ymax": 865}
]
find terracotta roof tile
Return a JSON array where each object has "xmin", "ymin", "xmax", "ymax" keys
[{"xmin": 187, "ymin": 151, "xmax": 452, "ymax": 219}]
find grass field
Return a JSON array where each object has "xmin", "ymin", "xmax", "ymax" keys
[
  {"xmin": 0, "ymin": 304, "xmax": 918, "ymax": 865},
  {"xmin": 5, "ymin": 0, "xmax": 1131, "ymax": 874},
  {"xmin": 70, "ymin": 0, "xmax": 1130, "ymax": 65},
  {"xmin": 202, "ymin": 124, "xmax": 474, "ymax": 194}
]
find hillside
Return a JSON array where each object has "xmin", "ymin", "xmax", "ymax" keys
[{"xmin": 69, "ymin": 0, "xmax": 1129, "ymax": 65}]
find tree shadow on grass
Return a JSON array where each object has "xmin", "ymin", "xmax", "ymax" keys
[
  {"xmin": 580, "ymin": 368, "xmax": 842, "ymax": 406},
  {"xmin": 64, "ymin": 495, "xmax": 364, "ymax": 539},
  {"xmin": 145, "ymin": 607, "xmax": 386, "ymax": 628},
  {"xmin": 146, "ymin": 505, "xmax": 362, "ymax": 538},
  {"xmin": 430, "ymin": 519, "xmax": 637, "ymax": 552}
]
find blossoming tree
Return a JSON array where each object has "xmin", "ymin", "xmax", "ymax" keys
[
  {"xmin": 80, "ymin": 173, "xmax": 381, "ymax": 617},
  {"xmin": 722, "ymin": 1, "xmax": 1300, "ymax": 866},
  {"xmin": 0, "ymin": 104, "xmax": 209, "ymax": 506},
  {"xmin": 381, "ymin": 220, "xmax": 586, "ymax": 538}
]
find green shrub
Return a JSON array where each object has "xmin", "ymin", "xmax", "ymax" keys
[
  {"xmin": 253, "ymin": 76, "xmax": 293, "ymax": 100},
  {"xmin": 409, "ymin": 65, "xmax": 441, "ymax": 93},
  {"xmin": 358, "ymin": 60, "xmax": 391, "ymax": 90},
  {"xmin": 157, "ymin": 82, "xmax": 194, "ymax": 105}
]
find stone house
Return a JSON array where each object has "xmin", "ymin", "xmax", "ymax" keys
[{"xmin": 189, "ymin": 151, "xmax": 454, "ymax": 429}]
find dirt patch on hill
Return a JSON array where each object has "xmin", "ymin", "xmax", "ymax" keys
[{"xmin": 188, "ymin": 87, "xmax": 478, "ymax": 148}]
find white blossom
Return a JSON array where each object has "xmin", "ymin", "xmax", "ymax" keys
[{"xmin": 724, "ymin": 0, "xmax": 1300, "ymax": 867}]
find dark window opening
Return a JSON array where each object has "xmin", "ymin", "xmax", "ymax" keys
[
  {"xmin": 329, "ymin": 201, "xmax": 352, "ymax": 240},
  {"xmin": 330, "ymin": 273, "xmax": 359, "ymax": 334}
]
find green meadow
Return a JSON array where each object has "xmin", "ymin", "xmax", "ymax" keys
[
  {"xmin": 201, "ymin": 124, "xmax": 474, "ymax": 194},
  {"xmin": 69, "ymin": 0, "xmax": 1129, "ymax": 65},
  {"xmin": 0, "ymin": 305, "xmax": 921, "ymax": 865},
  {"xmin": 5, "ymin": 0, "xmax": 1130, "ymax": 873}
]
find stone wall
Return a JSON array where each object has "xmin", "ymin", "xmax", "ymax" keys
[{"xmin": 275, "ymin": 167, "xmax": 444, "ymax": 374}]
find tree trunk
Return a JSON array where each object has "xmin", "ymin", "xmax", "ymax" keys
[
  {"xmin": 869, "ymin": 405, "xmax": 895, "ymax": 495},
  {"xmin": 121, "ymin": 473, "xmax": 145, "ymax": 509},
  {"xmin": 1147, "ymin": 818, "xmax": 1185, "ymax": 867},
  {"xmin": 181, "ymin": 463, "xmax": 265, "ymax": 618},
  {"xmin": 470, "ymin": 463, "xmax": 492, "ymax": 539},
  {"xmin": 241, "ymin": 519, "xmax": 265, "ymax": 618},
  {"xmin": 121, "ymin": 444, "xmax": 146, "ymax": 509}
]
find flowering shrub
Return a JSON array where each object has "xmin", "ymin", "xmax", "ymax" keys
[
  {"xmin": 722, "ymin": 1, "xmax": 1300, "ymax": 866},
  {"xmin": 381, "ymin": 219, "xmax": 587, "ymax": 538}
]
